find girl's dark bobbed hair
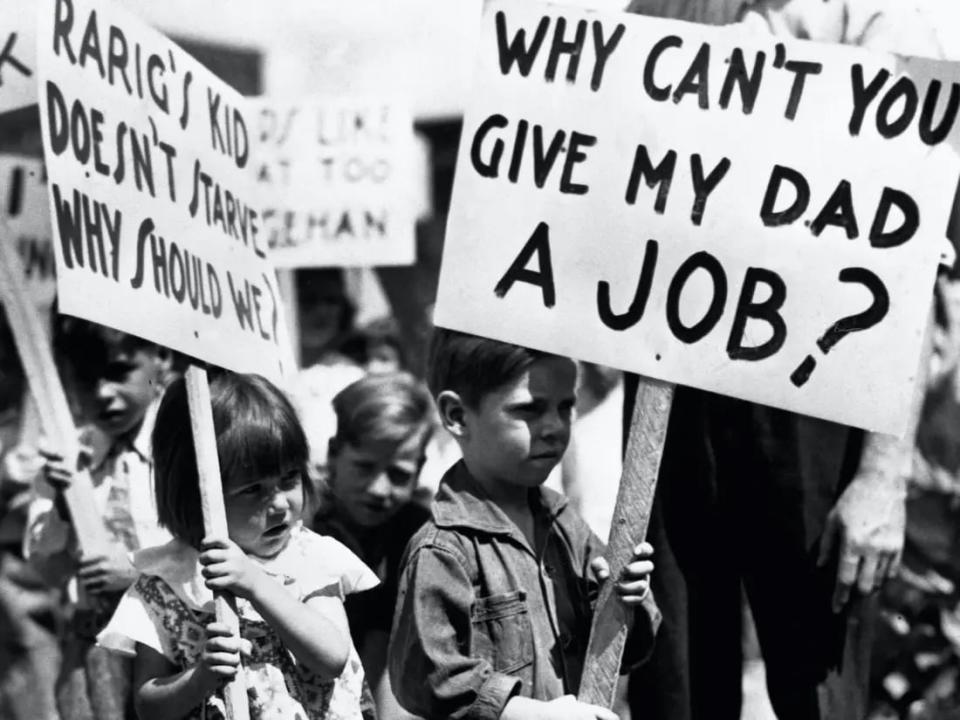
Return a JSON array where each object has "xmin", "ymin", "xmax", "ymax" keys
[{"xmin": 152, "ymin": 372, "xmax": 309, "ymax": 548}]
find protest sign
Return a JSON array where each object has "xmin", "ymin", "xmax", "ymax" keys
[
  {"xmin": 38, "ymin": 0, "xmax": 289, "ymax": 380},
  {"xmin": 434, "ymin": 0, "xmax": 960, "ymax": 435},
  {"xmin": 252, "ymin": 97, "xmax": 417, "ymax": 268},
  {"xmin": 0, "ymin": 0, "xmax": 37, "ymax": 115},
  {"xmin": 0, "ymin": 155, "xmax": 54, "ymax": 309},
  {"xmin": 36, "ymin": 3, "xmax": 290, "ymax": 715}
]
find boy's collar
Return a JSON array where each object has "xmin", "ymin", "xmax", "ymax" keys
[{"xmin": 432, "ymin": 460, "xmax": 568, "ymax": 539}]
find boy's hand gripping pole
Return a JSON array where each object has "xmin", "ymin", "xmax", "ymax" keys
[
  {"xmin": 578, "ymin": 377, "xmax": 674, "ymax": 709},
  {"xmin": 186, "ymin": 365, "xmax": 250, "ymax": 720},
  {"xmin": 0, "ymin": 221, "xmax": 109, "ymax": 558}
]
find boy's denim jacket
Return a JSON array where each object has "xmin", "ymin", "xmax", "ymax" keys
[{"xmin": 389, "ymin": 461, "xmax": 661, "ymax": 720}]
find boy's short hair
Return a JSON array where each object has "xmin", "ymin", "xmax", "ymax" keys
[
  {"xmin": 54, "ymin": 317, "xmax": 152, "ymax": 385},
  {"xmin": 152, "ymin": 372, "xmax": 310, "ymax": 548},
  {"xmin": 331, "ymin": 371, "xmax": 433, "ymax": 452},
  {"xmin": 426, "ymin": 328, "xmax": 547, "ymax": 409}
]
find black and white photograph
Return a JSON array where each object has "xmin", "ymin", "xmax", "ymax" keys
[{"xmin": 2, "ymin": 1, "xmax": 960, "ymax": 719}]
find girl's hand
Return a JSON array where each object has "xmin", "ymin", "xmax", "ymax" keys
[
  {"xmin": 135, "ymin": 629, "xmax": 251, "ymax": 720},
  {"xmin": 589, "ymin": 542, "xmax": 655, "ymax": 606},
  {"xmin": 199, "ymin": 537, "xmax": 264, "ymax": 599},
  {"xmin": 196, "ymin": 622, "xmax": 250, "ymax": 692}
]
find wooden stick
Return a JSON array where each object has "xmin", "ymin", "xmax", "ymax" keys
[
  {"xmin": 184, "ymin": 365, "xmax": 249, "ymax": 720},
  {"xmin": 18, "ymin": 386, "xmax": 42, "ymax": 449},
  {"xmin": 0, "ymin": 222, "xmax": 109, "ymax": 558},
  {"xmin": 17, "ymin": 311, "xmax": 50, "ymax": 449},
  {"xmin": 578, "ymin": 376, "xmax": 674, "ymax": 709}
]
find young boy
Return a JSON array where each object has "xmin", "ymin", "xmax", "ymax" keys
[
  {"xmin": 313, "ymin": 371, "xmax": 434, "ymax": 719},
  {"xmin": 389, "ymin": 329, "xmax": 660, "ymax": 720},
  {"xmin": 25, "ymin": 323, "xmax": 174, "ymax": 720}
]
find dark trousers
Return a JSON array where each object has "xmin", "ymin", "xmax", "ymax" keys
[
  {"xmin": 0, "ymin": 551, "xmax": 61, "ymax": 720},
  {"xmin": 625, "ymin": 380, "xmax": 876, "ymax": 720},
  {"xmin": 57, "ymin": 632, "xmax": 135, "ymax": 720},
  {"xmin": 57, "ymin": 595, "xmax": 135, "ymax": 720}
]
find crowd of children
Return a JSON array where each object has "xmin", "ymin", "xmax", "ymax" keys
[
  {"xmin": 3, "ymin": 272, "xmax": 952, "ymax": 720},
  {"xmin": 0, "ymin": 298, "xmax": 659, "ymax": 720}
]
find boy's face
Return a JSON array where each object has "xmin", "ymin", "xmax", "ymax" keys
[
  {"xmin": 329, "ymin": 432, "xmax": 425, "ymax": 528},
  {"xmin": 94, "ymin": 343, "xmax": 165, "ymax": 438},
  {"xmin": 458, "ymin": 356, "xmax": 576, "ymax": 490}
]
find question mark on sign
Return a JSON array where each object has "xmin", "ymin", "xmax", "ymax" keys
[{"xmin": 790, "ymin": 267, "xmax": 890, "ymax": 388}]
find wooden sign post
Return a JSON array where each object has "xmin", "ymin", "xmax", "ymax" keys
[
  {"xmin": 0, "ymin": 219, "xmax": 109, "ymax": 559},
  {"xmin": 35, "ymin": 0, "xmax": 293, "ymax": 717},
  {"xmin": 186, "ymin": 366, "xmax": 249, "ymax": 720},
  {"xmin": 577, "ymin": 378, "xmax": 673, "ymax": 707},
  {"xmin": 433, "ymin": 0, "xmax": 960, "ymax": 706}
]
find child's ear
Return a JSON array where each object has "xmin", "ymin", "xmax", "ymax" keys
[{"xmin": 436, "ymin": 391, "xmax": 468, "ymax": 438}]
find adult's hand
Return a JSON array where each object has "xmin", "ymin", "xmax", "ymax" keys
[
  {"xmin": 817, "ymin": 468, "xmax": 906, "ymax": 612},
  {"xmin": 817, "ymin": 293, "xmax": 935, "ymax": 613}
]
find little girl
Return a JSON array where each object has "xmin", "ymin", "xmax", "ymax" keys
[{"xmin": 97, "ymin": 372, "xmax": 378, "ymax": 720}]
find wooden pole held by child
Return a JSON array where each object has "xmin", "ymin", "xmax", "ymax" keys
[
  {"xmin": 0, "ymin": 221, "xmax": 110, "ymax": 559},
  {"xmin": 578, "ymin": 377, "xmax": 674, "ymax": 709},
  {"xmin": 185, "ymin": 365, "xmax": 250, "ymax": 720}
]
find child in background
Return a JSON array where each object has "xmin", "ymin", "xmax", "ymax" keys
[
  {"xmin": 337, "ymin": 318, "xmax": 408, "ymax": 376},
  {"xmin": 389, "ymin": 329, "xmax": 661, "ymax": 720},
  {"xmin": 98, "ymin": 372, "xmax": 379, "ymax": 720},
  {"xmin": 25, "ymin": 325, "xmax": 175, "ymax": 720},
  {"xmin": 314, "ymin": 372, "xmax": 434, "ymax": 719},
  {"xmin": 298, "ymin": 268, "xmax": 358, "ymax": 369}
]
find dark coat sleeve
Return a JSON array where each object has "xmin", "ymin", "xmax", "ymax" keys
[{"xmin": 389, "ymin": 542, "xmax": 521, "ymax": 720}]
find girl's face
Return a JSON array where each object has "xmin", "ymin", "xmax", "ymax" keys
[
  {"xmin": 329, "ymin": 432, "xmax": 425, "ymax": 529},
  {"xmin": 223, "ymin": 465, "xmax": 304, "ymax": 558}
]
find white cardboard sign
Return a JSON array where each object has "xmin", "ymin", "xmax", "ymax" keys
[
  {"xmin": 434, "ymin": 0, "xmax": 960, "ymax": 435},
  {"xmin": 0, "ymin": 155, "xmax": 54, "ymax": 309},
  {"xmin": 38, "ymin": 0, "xmax": 290, "ymax": 379},
  {"xmin": 251, "ymin": 97, "xmax": 417, "ymax": 268},
  {"xmin": 0, "ymin": 0, "xmax": 37, "ymax": 115}
]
